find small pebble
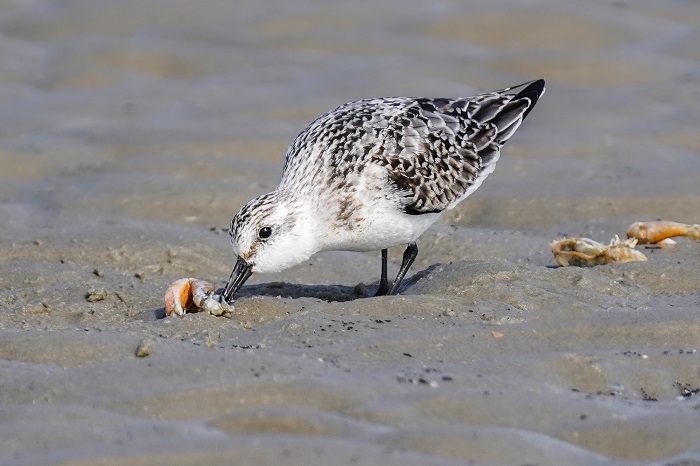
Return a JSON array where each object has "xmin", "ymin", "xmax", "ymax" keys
[
  {"xmin": 86, "ymin": 289, "xmax": 107, "ymax": 302},
  {"xmin": 93, "ymin": 268, "xmax": 104, "ymax": 277},
  {"xmin": 135, "ymin": 338, "xmax": 155, "ymax": 357}
]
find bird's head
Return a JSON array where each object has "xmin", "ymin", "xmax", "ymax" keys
[{"xmin": 221, "ymin": 191, "xmax": 318, "ymax": 302}]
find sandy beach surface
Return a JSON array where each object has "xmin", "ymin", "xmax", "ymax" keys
[{"xmin": 1, "ymin": 0, "xmax": 699, "ymax": 464}]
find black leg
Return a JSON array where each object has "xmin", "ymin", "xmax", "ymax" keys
[
  {"xmin": 374, "ymin": 248, "xmax": 390, "ymax": 296},
  {"xmin": 388, "ymin": 242, "xmax": 418, "ymax": 295}
]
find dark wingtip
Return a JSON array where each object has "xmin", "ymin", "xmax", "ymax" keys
[{"xmin": 512, "ymin": 79, "xmax": 545, "ymax": 121}]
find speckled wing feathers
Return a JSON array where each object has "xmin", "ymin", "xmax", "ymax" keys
[{"xmin": 280, "ymin": 79, "xmax": 545, "ymax": 215}]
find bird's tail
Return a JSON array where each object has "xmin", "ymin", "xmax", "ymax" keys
[
  {"xmin": 486, "ymin": 78, "xmax": 545, "ymax": 144},
  {"xmin": 509, "ymin": 78, "xmax": 545, "ymax": 121}
]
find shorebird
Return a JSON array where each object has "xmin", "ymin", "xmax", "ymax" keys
[{"xmin": 221, "ymin": 79, "xmax": 545, "ymax": 302}]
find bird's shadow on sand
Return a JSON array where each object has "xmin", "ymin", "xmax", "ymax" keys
[
  {"xmin": 230, "ymin": 263, "xmax": 439, "ymax": 301},
  {"xmin": 153, "ymin": 264, "xmax": 439, "ymax": 319}
]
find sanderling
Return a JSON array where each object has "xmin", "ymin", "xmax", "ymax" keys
[{"xmin": 221, "ymin": 79, "xmax": 545, "ymax": 302}]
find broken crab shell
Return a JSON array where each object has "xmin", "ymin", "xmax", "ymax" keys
[
  {"xmin": 551, "ymin": 235, "xmax": 647, "ymax": 267},
  {"xmin": 626, "ymin": 221, "xmax": 700, "ymax": 244},
  {"xmin": 164, "ymin": 278, "xmax": 233, "ymax": 317}
]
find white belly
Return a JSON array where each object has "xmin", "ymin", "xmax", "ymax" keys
[
  {"xmin": 320, "ymin": 207, "xmax": 441, "ymax": 252},
  {"xmin": 314, "ymin": 163, "xmax": 441, "ymax": 252}
]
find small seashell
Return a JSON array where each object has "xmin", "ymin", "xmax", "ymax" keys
[
  {"xmin": 200, "ymin": 295, "xmax": 233, "ymax": 318},
  {"xmin": 551, "ymin": 235, "xmax": 647, "ymax": 267},
  {"xmin": 191, "ymin": 279, "xmax": 232, "ymax": 317},
  {"xmin": 164, "ymin": 278, "xmax": 233, "ymax": 317},
  {"xmin": 164, "ymin": 278, "xmax": 194, "ymax": 317},
  {"xmin": 626, "ymin": 221, "xmax": 700, "ymax": 244}
]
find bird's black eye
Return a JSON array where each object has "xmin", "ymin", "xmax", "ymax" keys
[{"xmin": 258, "ymin": 226, "xmax": 272, "ymax": 239}]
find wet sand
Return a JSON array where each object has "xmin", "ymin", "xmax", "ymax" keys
[{"xmin": 1, "ymin": 0, "xmax": 699, "ymax": 464}]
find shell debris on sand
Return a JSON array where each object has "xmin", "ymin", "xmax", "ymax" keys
[
  {"xmin": 164, "ymin": 278, "xmax": 233, "ymax": 318},
  {"xmin": 627, "ymin": 220, "xmax": 700, "ymax": 246},
  {"xmin": 551, "ymin": 235, "xmax": 647, "ymax": 267}
]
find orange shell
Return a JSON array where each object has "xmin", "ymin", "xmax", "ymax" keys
[
  {"xmin": 626, "ymin": 221, "xmax": 695, "ymax": 244},
  {"xmin": 164, "ymin": 278, "xmax": 195, "ymax": 316}
]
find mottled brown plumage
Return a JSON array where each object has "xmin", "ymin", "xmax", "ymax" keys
[{"xmin": 279, "ymin": 79, "xmax": 545, "ymax": 216}]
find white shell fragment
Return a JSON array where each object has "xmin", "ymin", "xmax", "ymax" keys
[
  {"xmin": 164, "ymin": 278, "xmax": 233, "ymax": 318},
  {"xmin": 551, "ymin": 235, "xmax": 647, "ymax": 267}
]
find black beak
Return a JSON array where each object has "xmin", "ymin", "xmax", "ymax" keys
[{"xmin": 221, "ymin": 256, "xmax": 253, "ymax": 304}]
